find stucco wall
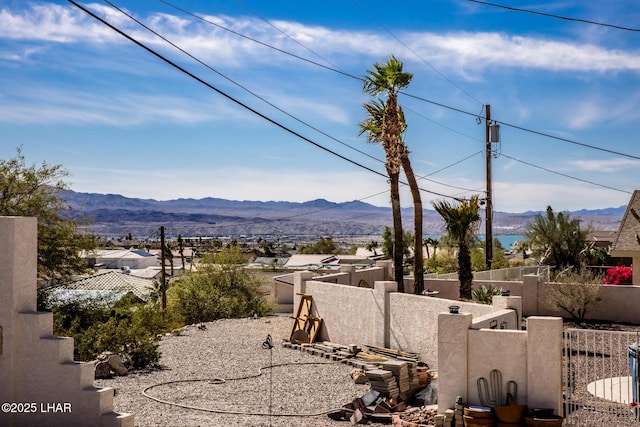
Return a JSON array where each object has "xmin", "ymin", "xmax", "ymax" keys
[
  {"xmin": 438, "ymin": 314, "xmax": 562, "ymax": 415},
  {"xmin": 304, "ymin": 280, "xmax": 393, "ymax": 348},
  {"xmin": 467, "ymin": 329, "xmax": 528, "ymax": 407},
  {"xmin": 296, "ymin": 272, "xmax": 509, "ymax": 369},
  {"xmin": 388, "ymin": 294, "xmax": 496, "ymax": 368},
  {"xmin": 535, "ymin": 281, "xmax": 640, "ymax": 323},
  {"xmin": 0, "ymin": 217, "xmax": 132, "ymax": 427}
]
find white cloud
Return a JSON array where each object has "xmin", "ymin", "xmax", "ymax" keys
[
  {"xmin": 0, "ymin": 83, "xmax": 247, "ymax": 125},
  {"xmin": 568, "ymin": 158, "xmax": 640, "ymax": 172},
  {"xmin": 492, "ymin": 181, "xmax": 630, "ymax": 212},
  {"xmin": 3, "ymin": 4, "xmax": 640, "ymax": 75},
  {"xmin": 409, "ymin": 32, "xmax": 640, "ymax": 74}
]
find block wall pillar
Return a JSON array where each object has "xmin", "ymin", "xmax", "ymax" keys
[
  {"xmin": 373, "ymin": 281, "xmax": 397, "ymax": 348},
  {"xmin": 293, "ymin": 271, "xmax": 314, "ymax": 314},
  {"xmin": 526, "ymin": 316, "xmax": 563, "ymax": 414},
  {"xmin": 438, "ymin": 311, "xmax": 472, "ymax": 413},
  {"xmin": 0, "ymin": 217, "xmax": 38, "ymax": 408},
  {"xmin": 522, "ymin": 275, "xmax": 540, "ymax": 316}
]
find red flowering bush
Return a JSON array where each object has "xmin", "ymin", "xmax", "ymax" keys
[{"xmin": 602, "ymin": 266, "xmax": 633, "ymax": 285}]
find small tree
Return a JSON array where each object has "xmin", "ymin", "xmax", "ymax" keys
[
  {"xmin": 298, "ymin": 236, "xmax": 339, "ymax": 254},
  {"xmin": 544, "ymin": 268, "xmax": 603, "ymax": 323},
  {"xmin": 0, "ymin": 147, "xmax": 96, "ymax": 283},
  {"xmin": 169, "ymin": 246, "xmax": 273, "ymax": 324}
]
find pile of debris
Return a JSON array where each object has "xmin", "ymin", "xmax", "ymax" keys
[{"xmin": 282, "ymin": 340, "xmax": 438, "ymax": 425}]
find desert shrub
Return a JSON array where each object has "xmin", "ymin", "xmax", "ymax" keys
[
  {"xmin": 545, "ymin": 268, "xmax": 604, "ymax": 322},
  {"xmin": 41, "ymin": 291, "xmax": 175, "ymax": 369},
  {"xmin": 473, "ymin": 284, "xmax": 502, "ymax": 304},
  {"xmin": 602, "ymin": 266, "xmax": 632, "ymax": 285},
  {"xmin": 424, "ymin": 251, "xmax": 458, "ymax": 274},
  {"xmin": 169, "ymin": 246, "xmax": 274, "ymax": 324}
]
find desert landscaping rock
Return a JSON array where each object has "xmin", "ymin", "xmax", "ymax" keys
[{"xmin": 96, "ymin": 316, "xmax": 394, "ymax": 426}]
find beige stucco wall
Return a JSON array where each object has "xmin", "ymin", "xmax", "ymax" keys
[
  {"xmin": 303, "ymin": 280, "xmax": 395, "ymax": 348},
  {"xmin": 438, "ymin": 313, "xmax": 562, "ymax": 415},
  {"xmin": 467, "ymin": 329, "xmax": 528, "ymax": 406},
  {"xmin": 388, "ymin": 294, "xmax": 496, "ymax": 368},
  {"xmin": 0, "ymin": 217, "xmax": 132, "ymax": 427},
  {"xmin": 536, "ymin": 281, "xmax": 640, "ymax": 323}
]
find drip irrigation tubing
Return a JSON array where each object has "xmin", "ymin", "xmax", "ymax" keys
[{"xmin": 142, "ymin": 360, "xmax": 350, "ymax": 417}]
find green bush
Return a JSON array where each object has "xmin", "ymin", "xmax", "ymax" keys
[
  {"xmin": 41, "ymin": 291, "xmax": 175, "ymax": 369},
  {"xmin": 169, "ymin": 246, "xmax": 274, "ymax": 324},
  {"xmin": 424, "ymin": 251, "xmax": 458, "ymax": 274},
  {"xmin": 472, "ymin": 284, "xmax": 502, "ymax": 304}
]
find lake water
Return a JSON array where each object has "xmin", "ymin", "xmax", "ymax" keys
[{"xmin": 424, "ymin": 235, "xmax": 525, "ymax": 249}]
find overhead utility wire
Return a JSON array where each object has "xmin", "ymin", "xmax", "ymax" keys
[
  {"xmin": 111, "ymin": 4, "xmax": 629, "ymax": 205},
  {"xmin": 104, "ymin": 0, "xmax": 382, "ymax": 166},
  {"xmin": 159, "ymin": 0, "xmax": 639, "ymax": 162},
  {"xmin": 351, "ymin": 0, "xmax": 483, "ymax": 107},
  {"xmin": 106, "ymin": 0, "xmax": 470, "ymax": 200},
  {"xmin": 158, "ymin": 0, "xmax": 358, "ymax": 81},
  {"xmin": 67, "ymin": 1, "xmax": 386, "ymax": 181},
  {"xmin": 231, "ymin": 0, "xmax": 344, "ymax": 72},
  {"xmin": 76, "ymin": 0, "xmax": 459, "ymax": 202},
  {"xmin": 466, "ymin": 0, "xmax": 640, "ymax": 33},
  {"xmin": 401, "ymin": 92, "xmax": 640, "ymax": 161},
  {"xmin": 93, "ymin": 2, "xmax": 635, "ymax": 208},
  {"xmin": 156, "ymin": 3, "xmax": 625, "ymax": 199},
  {"xmin": 500, "ymin": 152, "xmax": 632, "ymax": 194}
]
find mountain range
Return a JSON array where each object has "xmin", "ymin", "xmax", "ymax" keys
[{"xmin": 63, "ymin": 190, "xmax": 625, "ymax": 238}]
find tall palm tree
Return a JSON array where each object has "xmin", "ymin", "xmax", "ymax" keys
[
  {"xmin": 432, "ymin": 195, "xmax": 481, "ymax": 300},
  {"xmin": 359, "ymin": 100, "xmax": 426, "ymax": 294},
  {"xmin": 359, "ymin": 99, "xmax": 404, "ymax": 291}
]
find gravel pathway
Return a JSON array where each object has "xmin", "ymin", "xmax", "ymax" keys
[{"xmin": 96, "ymin": 316, "xmax": 388, "ymax": 427}]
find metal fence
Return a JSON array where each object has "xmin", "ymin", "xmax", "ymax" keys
[
  {"xmin": 563, "ymin": 328, "xmax": 640, "ymax": 426},
  {"xmin": 424, "ymin": 266, "xmax": 551, "ymax": 282}
]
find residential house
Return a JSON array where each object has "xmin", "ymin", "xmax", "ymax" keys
[
  {"xmin": 84, "ymin": 249, "xmax": 158, "ymax": 270},
  {"xmin": 611, "ymin": 190, "xmax": 640, "ymax": 284},
  {"xmin": 48, "ymin": 270, "xmax": 156, "ymax": 304}
]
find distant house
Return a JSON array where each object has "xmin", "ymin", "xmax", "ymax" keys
[
  {"xmin": 84, "ymin": 249, "xmax": 158, "ymax": 270},
  {"xmin": 610, "ymin": 190, "xmax": 640, "ymax": 284},
  {"xmin": 247, "ymin": 257, "xmax": 288, "ymax": 270},
  {"xmin": 284, "ymin": 254, "xmax": 373, "ymax": 270},
  {"xmin": 48, "ymin": 271, "xmax": 156, "ymax": 304}
]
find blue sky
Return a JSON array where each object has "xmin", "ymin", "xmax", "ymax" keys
[{"xmin": 1, "ymin": 0, "xmax": 639, "ymax": 213}]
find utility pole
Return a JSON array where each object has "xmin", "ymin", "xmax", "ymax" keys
[
  {"xmin": 160, "ymin": 225, "xmax": 167, "ymax": 311},
  {"xmin": 485, "ymin": 105, "xmax": 493, "ymax": 270}
]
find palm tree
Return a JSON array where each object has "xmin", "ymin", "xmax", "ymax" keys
[
  {"xmin": 360, "ymin": 56, "xmax": 422, "ymax": 293},
  {"xmin": 424, "ymin": 237, "xmax": 439, "ymax": 259},
  {"xmin": 432, "ymin": 195, "xmax": 481, "ymax": 300},
  {"xmin": 524, "ymin": 205, "xmax": 590, "ymax": 273}
]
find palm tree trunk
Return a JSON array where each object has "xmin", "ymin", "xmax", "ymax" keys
[
  {"xmin": 389, "ymin": 170, "xmax": 405, "ymax": 292},
  {"xmin": 401, "ymin": 154, "xmax": 424, "ymax": 294},
  {"xmin": 458, "ymin": 242, "xmax": 473, "ymax": 300}
]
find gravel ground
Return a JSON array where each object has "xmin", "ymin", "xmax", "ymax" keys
[{"xmin": 96, "ymin": 316, "xmax": 389, "ymax": 427}]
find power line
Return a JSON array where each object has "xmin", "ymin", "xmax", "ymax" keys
[
  {"xmin": 75, "ymin": 0, "xmax": 463, "ymax": 204},
  {"xmin": 401, "ymin": 92, "xmax": 640, "ymax": 161},
  {"xmin": 105, "ymin": 0, "xmax": 470, "ymax": 200},
  {"xmin": 85, "ymin": 0, "xmax": 637, "ymax": 209},
  {"xmin": 158, "ymin": 0, "xmax": 358, "ymax": 81},
  {"xmin": 466, "ymin": 0, "xmax": 640, "ymax": 33},
  {"xmin": 231, "ymin": 0, "xmax": 344, "ymax": 72},
  {"xmin": 351, "ymin": 0, "xmax": 484, "ymax": 107},
  {"xmin": 105, "ymin": 0, "xmax": 384, "ymax": 167},
  {"xmin": 69, "ymin": 0, "xmax": 387, "ymax": 180},
  {"xmin": 159, "ymin": 0, "xmax": 640, "ymax": 162},
  {"xmin": 499, "ymin": 152, "xmax": 632, "ymax": 194}
]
